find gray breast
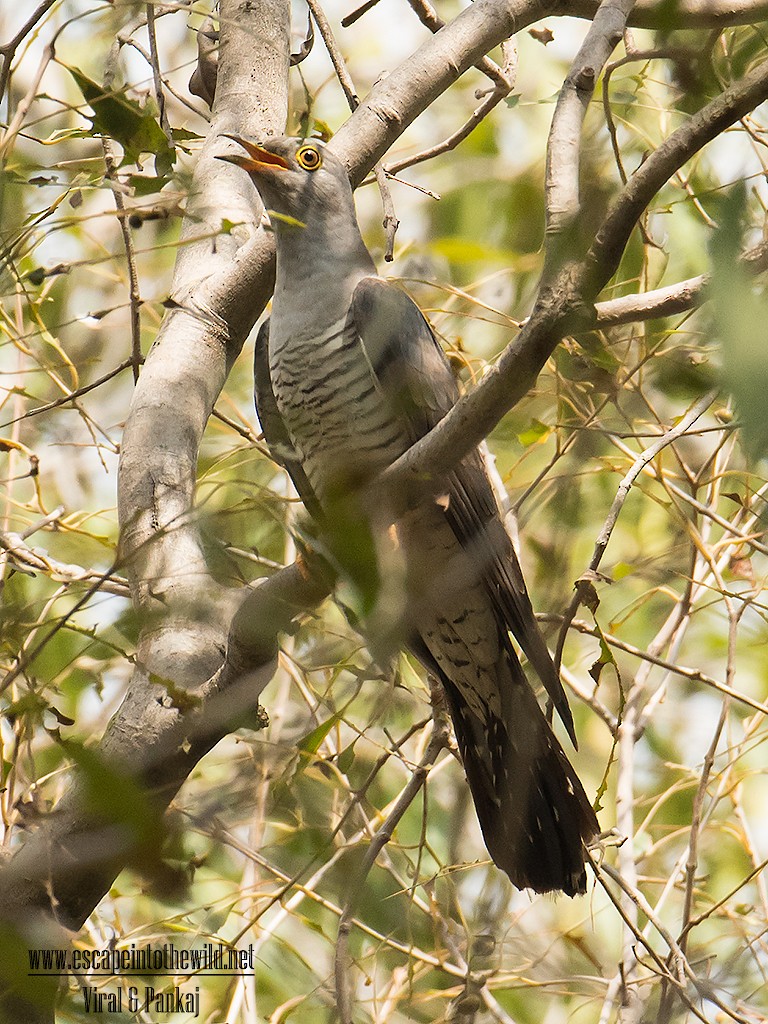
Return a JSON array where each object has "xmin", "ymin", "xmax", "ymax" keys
[{"xmin": 270, "ymin": 316, "xmax": 409, "ymax": 502}]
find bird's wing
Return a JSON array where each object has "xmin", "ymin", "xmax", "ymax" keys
[
  {"xmin": 351, "ymin": 276, "xmax": 576, "ymax": 746},
  {"xmin": 253, "ymin": 319, "xmax": 323, "ymax": 522}
]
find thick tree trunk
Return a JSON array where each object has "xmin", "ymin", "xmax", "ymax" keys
[{"xmin": 0, "ymin": 2, "xmax": 291, "ymax": 1020}]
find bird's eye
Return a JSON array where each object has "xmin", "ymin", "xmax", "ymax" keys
[{"xmin": 296, "ymin": 145, "xmax": 322, "ymax": 171}]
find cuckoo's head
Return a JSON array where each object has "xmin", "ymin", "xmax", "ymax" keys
[{"xmin": 218, "ymin": 135, "xmax": 351, "ymax": 229}]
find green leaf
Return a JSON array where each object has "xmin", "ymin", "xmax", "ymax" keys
[
  {"xmin": 66, "ymin": 64, "xmax": 174, "ymax": 171},
  {"xmin": 171, "ymin": 127, "xmax": 203, "ymax": 143},
  {"xmin": 129, "ymin": 174, "xmax": 171, "ymax": 196},
  {"xmin": 266, "ymin": 210, "xmax": 307, "ymax": 230},
  {"xmin": 516, "ymin": 418, "xmax": 551, "ymax": 447},
  {"xmin": 429, "ymin": 237, "xmax": 516, "ymax": 264},
  {"xmin": 337, "ymin": 742, "xmax": 356, "ymax": 774},
  {"xmin": 612, "ymin": 561, "xmax": 635, "ymax": 580},
  {"xmin": 297, "ymin": 713, "xmax": 341, "ymax": 756},
  {"xmin": 710, "ymin": 183, "xmax": 768, "ymax": 459}
]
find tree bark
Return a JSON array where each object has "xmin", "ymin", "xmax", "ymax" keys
[{"xmin": 0, "ymin": 2, "xmax": 291, "ymax": 1021}]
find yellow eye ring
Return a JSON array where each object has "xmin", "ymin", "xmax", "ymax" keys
[{"xmin": 296, "ymin": 145, "xmax": 322, "ymax": 171}]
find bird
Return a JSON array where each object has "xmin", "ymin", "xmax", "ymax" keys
[{"xmin": 219, "ymin": 134, "xmax": 599, "ymax": 895}]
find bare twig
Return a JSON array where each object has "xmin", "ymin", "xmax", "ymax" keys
[
  {"xmin": 379, "ymin": 40, "xmax": 517, "ymax": 178},
  {"xmin": 0, "ymin": 42, "xmax": 54, "ymax": 160},
  {"xmin": 587, "ymin": 57, "xmax": 768, "ymax": 292},
  {"xmin": 550, "ymin": 616, "xmax": 768, "ymax": 718},
  {"xmin": 0, "ymin": 358, "xmax": 137, "ymax": 429},
  {"xmin": 565, "ymin": 0, "xmax": 768, "ymax": 29},
  {"xmin": 306, "ymin": 0, "xmax": 358, "ymax": 107},
  {"xmin": 0, "ymin": 529, "xmax": 130, "ymax": 597},
  {"xmin": 0, "ymin": 0, "xmax": 56, "ymax": 100},
  {"xmin": 555, "ymin": 390, "xmax": 717, "ymax": 665},
  {"xmin": 405, "ymin": 0, "xmax": 512, "ymax": 90},
  {"xmin": 374, "ymin": 163, "xmax": 399, "ymax": 260},
  {"xmin": 335, "ymin": 698, "xmax": 451, "ymax": 1023},
  {"xmin": 594, "ymin": 238, "xmax": 768, "ymax": 325},
  {"xmin": 341, "ymin": 0, "xmax": 382, "ymax": 27},
  {"xmin": 100, "ymin": 134, "xmax": 143, "ymax": 381},
  {"xmin": 145, "ymin": 1, "xmax": 174, "ymax": 149},
  {"xmin": 100, "ymin": 36, "xmax": 144, "ymax": 380}
]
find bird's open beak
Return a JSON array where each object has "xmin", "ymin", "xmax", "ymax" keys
[{"xmin": 217, "ymin": 134, "xmax": 290, "ymax": 172}]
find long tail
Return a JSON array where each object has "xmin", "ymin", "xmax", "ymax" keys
[{"xmin": 440, "ymin": 654, "xmax": 598, "ymax": 896}]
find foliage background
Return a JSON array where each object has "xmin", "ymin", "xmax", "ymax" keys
[{"xmin": 2, "ymin": 1, "xmax": 768, "ymax": 1022}]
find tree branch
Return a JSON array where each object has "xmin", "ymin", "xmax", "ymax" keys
[
  {"xmin": 566, "ymin": 0, "xmax": 768, "ymax": 28},
  {"xmin": 544, "ymin": 0, "xmax": 637, "ymax": 275},
  {"xmin": 378, "ymin": 56, "xmax": 768, "ymax": 503},
  {"xmin": 331, "ymin": 0, "xmax": 550, "ymax": 183},
  {"xmin": 0, "ymin": 556, "xmax": 328, "ymax": 1021},
  {"xmin": 0, "ymin": 1, "xmax": 292, "ymax": 1019},
  {"xmin": 593, "ymin": 238, "xmax": 768, "ymax": 325}
]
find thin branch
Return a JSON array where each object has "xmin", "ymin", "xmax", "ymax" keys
[
  {"xmin": 566, "ymin": 0, "xmax": 768, "ymax": 29},
  {"xmin": 306, "ymin": 0, "xmax": 358, "ymax": 107},
  {"xmin": 0, "ymin": 358, "xmax": 137, "ymax": 429},
  {"xmin": 594, "ymin": 276, "xmax": 706, "ymax": 325},
  {"xmin": 374, "ymin": 163, "xmax": 400, "ymax": 260},
  {"xmin": 0, "ymin": 529, "xmax": 130, "ymax": 597},
  {"xmin": 335, "ymin": 689, "xmax": 451, "ymax": 1024},
  {"xmin": 20, "ymin": 505, "xmax": 65, "ymax": 539},
  {"xmin": 380, "ymin": 40, "xmax": 516, "ymax": 178},
  {"xmin": 555, "ymin": 390, "xmax": 717, "ymax": 665},
  {"xmin": 0, "ymin": 0, "xmax": 56, "ymax": 100},
  {"xmin": 340, "ymin": 0, "xmax": 382, "ymax": 27},
  {"xmin": 98, "ymin": 31, "xmax": 144, "ymax": 380},
  {"xmin": 332, "ymin": 0, "xmax": 547, "ymax": 186},
  {"xmin": 304, "ymin": 0, "xmax": 405, "ymax": 257},
  {"xmin": 0, "ymin": 41, "xmax": 55, "ymax": 160},
  {"xmin": 145, "ymin": 1, "xmax": 174, "ymax": 149},
  {"xmin": 405, "ymin": 0, "xmax": 512, "ymax": 90},
  {"xmin": 551, "ymin": 616, "xmax": 768, "ymax": 719},
  {"xmin": 101, "ymin": 136, "xmax": 143, "ymax": 380},
  {"xmin": 596, "ymin": 864, "xmax": 696, "ymax": 996},
  {"xmin": 595, "ymin": 237, "xmax": 768, "ymax": 325}
]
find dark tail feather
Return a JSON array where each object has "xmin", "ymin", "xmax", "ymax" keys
[{"xmin": 443, "ymin": 658, "xmax": 598, "ymax": 896}]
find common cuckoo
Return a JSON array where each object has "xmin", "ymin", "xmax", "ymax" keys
[{"xmin": 221, "ymin": 135, "xmax": 599, "ymax": 895}]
